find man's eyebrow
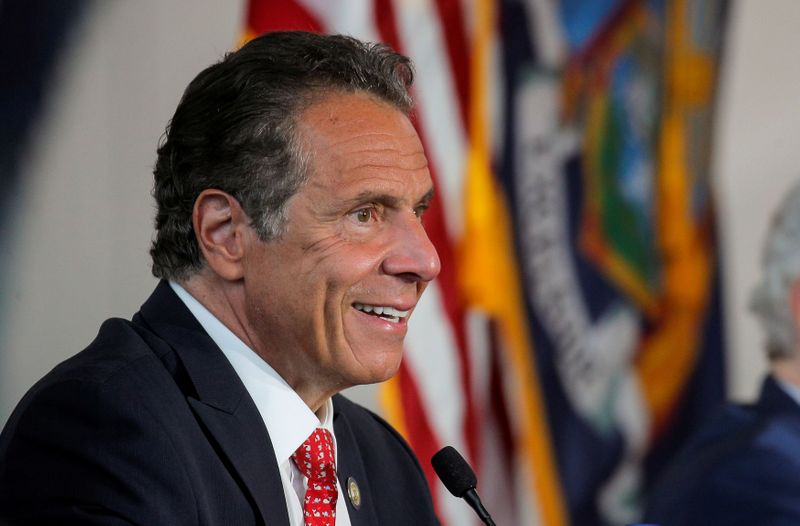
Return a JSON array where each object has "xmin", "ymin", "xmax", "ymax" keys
[
  {"xmin": 346, "ymin": 187, "xmax": 435, "ymax": 208},
  {"xmin": 419, "ymin": 187, "xmax": 435, "ymax": 206}
]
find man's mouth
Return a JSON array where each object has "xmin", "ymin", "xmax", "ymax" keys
[{"xmin": 353, "ymin": 303, "xmax": 410, "ymax": 324}]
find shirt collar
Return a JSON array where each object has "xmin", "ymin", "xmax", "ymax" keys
[{"xmin": 169, "ymin": 281, "xmax": 334, "ymax": 462}]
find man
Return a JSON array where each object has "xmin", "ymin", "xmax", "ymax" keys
[
  {"xmin": 646, "ymin": 183, "xmax": 800, "ymax": 525},
  {"xmin": 0, "ymin": 31, "xmax": 441, "ymax": 525}
]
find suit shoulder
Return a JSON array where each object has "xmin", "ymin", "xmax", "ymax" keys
[
  {"xmin": 3, "ymin": 317, "xmax": 172, "ymax": 435},
  {"xmin": 0, "ymin": 358, "xmax": 196, "ymax": 524},
  {"xmin": 682, "ymin": 441, "xmax": 800, "ymax": 524},
  {"xmin": 706, "ymin": 414, "xmax": 800, "ymax": 485},
  {"xmin": 647, "ymin": 402, "xmax": 800, "ymax": 524},
  {"xmin": 693, "ymin": 402, "xmax": 800, "ymax": 476},
  {"xmin": 35, "ymin": 316, "xmax": 164, "ymax": 385}
]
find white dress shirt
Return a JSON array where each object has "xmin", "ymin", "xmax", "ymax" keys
[{"xmin": 170, "ymin": 282, "xmax": 352, "ymax": 526}]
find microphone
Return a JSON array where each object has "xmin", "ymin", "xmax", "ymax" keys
[{"xmin": 431, "ymin": 446, "xmax": 496, "ymax": 526}]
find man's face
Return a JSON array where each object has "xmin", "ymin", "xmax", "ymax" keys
[{"xmin": 241, "ymin": 92, "xmax": 440, "ymax": 399}]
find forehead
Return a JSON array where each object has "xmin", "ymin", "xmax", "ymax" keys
[{"xmin": 294, "ymin": 93, "xmax": 430, "ymax": 195}]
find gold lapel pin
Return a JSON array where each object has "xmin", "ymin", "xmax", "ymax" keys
[{"xmin": 346, "ymin": 476, "xmax": 361, "ymax": 510}]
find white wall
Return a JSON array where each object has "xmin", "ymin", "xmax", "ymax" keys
[
  {"xmin": 2, "ymin": 0, "xmax": 798, "ymax": 423},
  {"xmin": 0, "ymin": 1, "xmax": 245, "ymax": 421},
  {"xmin": 714, "ymin": 0, "xmax": 800, "ymax": 401}
]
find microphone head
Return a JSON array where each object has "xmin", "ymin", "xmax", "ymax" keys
[{"xmin": 431, "ymin": 446, "xmax": 477, "ymax": 498}]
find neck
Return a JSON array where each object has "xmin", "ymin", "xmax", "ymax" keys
[
  {"xmin": 176, "ymin": 273, "xmax": 338, "ymax": 413},
  {"xmin": 180, "ymin": 272, "xmax": 250, "ymax": 345}
]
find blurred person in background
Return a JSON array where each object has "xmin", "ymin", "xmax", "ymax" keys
[{"xmin": 646, "ymin": 181, "xmax": 800, "ymax": 525}]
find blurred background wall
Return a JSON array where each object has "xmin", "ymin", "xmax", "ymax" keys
[
  {"xmin": 3, "ymin": 0, "xmax": 798, "ymax": 421},
  {"xmin": 1, "ymin": 1, "xmax": 245, "ymax": 418}
]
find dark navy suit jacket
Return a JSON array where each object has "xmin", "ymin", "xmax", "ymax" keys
[
  {"xmin": 0, "ymin": 281, "xmax": 440, "ymax": 525},
  {"xmin": 646, "ymin": 375, "xmax": 800, "ymax": 525}
]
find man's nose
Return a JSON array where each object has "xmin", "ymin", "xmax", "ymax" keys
[{"xmin": 381, "ymin": 213, "xmax": 441, "ymax": 283}]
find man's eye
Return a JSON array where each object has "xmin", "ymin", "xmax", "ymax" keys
[{"xmin": 354, "ymin": 208, "xmax": 373, "ymax": 223}]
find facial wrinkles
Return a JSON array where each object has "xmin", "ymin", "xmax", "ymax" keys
[
  {"xmin": 301, "ymin": 100, "xmax": 425, "ymax": 161},
  {"xmin": 325, "ymin": 133, "xmax": 428, "ymax": 173},
  {"xmin": 310, "ymin": 247, "xmax": 394, "ymax": 389},
  {"xmin": 290, "ymin": 196, "xmax": 369, "ymax": 253},
  {"xmin": 338, "ymin": 281, "xmax": 401, "ymax": 377},
  {"xmin": 301, "ymin": 234, "xmax": 351, "ymax": 264},
  {"xmin": 248, "ymin": 247, "xmax": 336, "ymax": 391},
  {"xmin": 298, "ymin": 170, "xmax": 431, "ymax": 247}
]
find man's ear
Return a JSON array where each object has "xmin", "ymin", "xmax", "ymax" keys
[{"xmin": 193, "ymin": 189, "xmax": 250, "ymax": 281}]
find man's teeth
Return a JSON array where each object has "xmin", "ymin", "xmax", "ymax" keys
[{"xmin": 353, "ymin": 303, "xmax": 410, "ymax": 322}]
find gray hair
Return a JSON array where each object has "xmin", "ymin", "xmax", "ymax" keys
[
  {"xmin": 750, "ymin": 181, "xmax": 800, "ymax": 360},
  {"xmin": 150, "ymin": 31, "xmax": 414, "ymax": 281}
]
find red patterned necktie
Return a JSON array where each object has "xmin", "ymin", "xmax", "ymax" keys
[{"xmin": 291, "ymin": 428, "xmax": 338, "ymax": 526}]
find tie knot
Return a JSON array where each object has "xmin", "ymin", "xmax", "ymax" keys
[{"xmin": 292, "ymin": 428, "xmax": 337, "ymax": 482}]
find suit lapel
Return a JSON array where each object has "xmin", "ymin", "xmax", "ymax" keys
[
  {"xmin": 138, "ymin": 281, "xmax": 290, "ymax": 526},
  {"xmin": 333, "ymin": 399, "xmax": 380, "ymax": 526},
  {"xmin": 188, "ymin": 398, "xmax": 290, "ymax": 526}
]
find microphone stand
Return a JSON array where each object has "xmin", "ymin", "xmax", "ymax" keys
[{"xmin": 463, "ymin": 488, "xmax": 496, "ymax": 526}]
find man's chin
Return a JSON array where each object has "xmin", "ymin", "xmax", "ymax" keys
[{"xmin": 346, "ymin": 351, "xmax": 404, "ymax": 386}]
